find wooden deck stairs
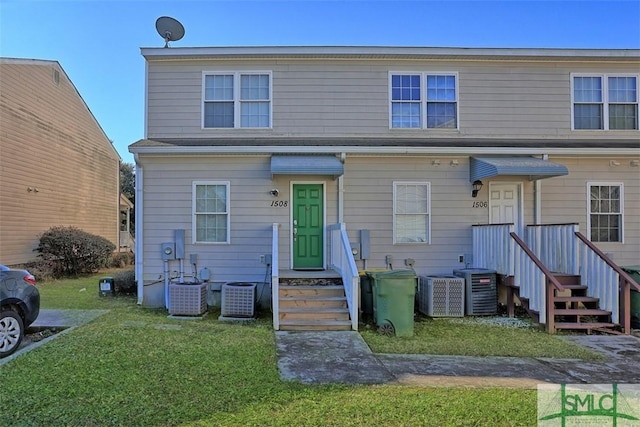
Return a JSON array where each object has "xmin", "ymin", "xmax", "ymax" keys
[
  {"xmin": 508, "ymin": 274, "xmax": 617, "ymax": 334},
  {"xmin": 278, "ymin": 272, "xmax": 352, "ymax": 331}
]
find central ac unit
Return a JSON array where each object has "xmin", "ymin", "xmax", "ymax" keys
[
  {"xmin": 221, "ymin": 282, "xmax": 256, "ymax": 318},
  {"xmin": 453, "ymin": 268, "xmax": 497, "ymax": 315},
  {"xmin": 418, "ymin": 276, "xmax": 465, "ymax": 317}
]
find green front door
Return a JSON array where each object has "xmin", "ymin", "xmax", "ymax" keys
[{"xmin": 293, "ymin": 184, "xmax": 324, "ymax": 269}]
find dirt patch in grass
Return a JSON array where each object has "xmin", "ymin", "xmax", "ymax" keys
[{"xmin": 19, "ymin": 327, "xmax": 66, "ymax": 351}]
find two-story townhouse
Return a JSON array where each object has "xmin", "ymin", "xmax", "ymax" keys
[{"xmin": 129, "ymin": 46, "xmax": 640, "ymax": 333}]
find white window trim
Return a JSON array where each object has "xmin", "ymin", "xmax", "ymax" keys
[
  {"xmin": 388, "ymin": 71, "xmax": 460, "ymax": 130},
  {"xmin": 571, "ymin": 73, "xmax": 640, "ymax": 131},
  {"xmin": 192, "ymin": 181, "xmax": 231, "ymax": 244},
  {"xmin": 586, "ymin": 181, "xmax": 624, "ymax": 243},
  {"xmin": 202, "ymin": 71, "xmax": 273, "ymax": 129},
  {"xmin": 392, "ymin": 181, "xmax": 431, "ymax": 245}
]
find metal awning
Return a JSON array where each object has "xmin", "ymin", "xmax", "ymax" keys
[
  {"xmin": 470, "ymin": 157, "xmax": 569, "ymax": 182},
  {"xmin": 271, "ymin": 155, "xmax": 344, "ymax": 178}
]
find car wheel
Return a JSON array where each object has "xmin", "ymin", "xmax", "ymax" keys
[{"xmin": 0, "ymin": 309, "xmax": 24, "ymax": 358}]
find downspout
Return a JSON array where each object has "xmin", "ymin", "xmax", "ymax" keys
[
  {"xmin": 534, "ymin": 154, "xmax": 547, "ymax": 225},
  {"xmin": 338, "ymin": 153, "xmax": 346, "ymax": 223},
  {"xmin": 134, "ymin": 153, "xmax": 144, "ymax": 305}
]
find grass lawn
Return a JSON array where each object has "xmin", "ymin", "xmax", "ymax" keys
[
  {"xmin": 361, "ymin": 316, "xmax": 604, "ymax": 360},
  {"xmin": 0, "ymin": 271, "xmax": 589, "ymax": 426}
]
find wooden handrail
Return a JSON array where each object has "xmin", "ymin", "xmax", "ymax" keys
[
  {"xmin": 575, "ymin": 231, "xmax": 640, "ymax": 292},
  {"xmin": 509, "ymin": 232, "xmax": 565, "ymax": 291}
]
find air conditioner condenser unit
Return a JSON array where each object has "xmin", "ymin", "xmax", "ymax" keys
[
  {"xmin": 418, "ymin": 275, "xmax": 465, "ymax": 317},
  {"xmin": 220, "ymin": 282, "xmax": 256, "ymax": 318}
]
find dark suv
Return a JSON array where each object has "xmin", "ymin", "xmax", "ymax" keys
[{"xmin": 0, "ymin": 264, "xmax": 40, "ymax": 358}]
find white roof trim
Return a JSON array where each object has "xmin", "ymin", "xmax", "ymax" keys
[{"xmin": 129, "ymin": 145, "xmax": 640, "ymax": 157}]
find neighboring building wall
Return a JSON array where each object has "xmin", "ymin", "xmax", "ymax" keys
[
  {"xmin": 145, "ymin": 56, "xmax": 638, "ymax": 142},
  {"xmin": 0, "ymin": 59, "xmax": 120, "ymax": 265}
]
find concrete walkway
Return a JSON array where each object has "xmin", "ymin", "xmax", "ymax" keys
[{"xmin": 275, "ymin": 331, "xmax": 640, "ymax": 387}]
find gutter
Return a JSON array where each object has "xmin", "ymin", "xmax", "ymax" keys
[
  {"xmin": 134, "ymin": 153, "xmax": 144, "ymax": 305},
  {"xmin": 129, "ymin": 145, "xmax": 640, "ymax": 157}
]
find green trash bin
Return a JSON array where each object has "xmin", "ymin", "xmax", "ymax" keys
[
  {"xmin": 367, "ymin": 269, "xmax": 417, "ymax": 337},
  {"xmin": 359, "ymin": 273, "xmax": 374, "ymax": 318},
  {"xmin": 622, "ymin": 266, "xmax": 640, "ymax": 329}
]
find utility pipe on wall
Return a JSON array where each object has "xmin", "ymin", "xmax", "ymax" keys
[{"xmin": 338, "ymin": 153, "xmax": 346, "ymax": 223}]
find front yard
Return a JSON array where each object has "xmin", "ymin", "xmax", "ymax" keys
[{"xmin": 0, "ymin": 272, "xmax": 595, "ymax": 426}]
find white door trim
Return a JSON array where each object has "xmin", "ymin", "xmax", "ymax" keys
[{"xmin": 489, "ymin": 182, "xmax": 524, "ymax": 235}]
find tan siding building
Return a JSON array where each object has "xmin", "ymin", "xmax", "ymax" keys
[
  {"xmin": 0, "ymin": 58, "xmax": 121, "ymax": 266},
  {"xmin": 131, "ymin": 47, "xmax": 639, "ymax": 333}
]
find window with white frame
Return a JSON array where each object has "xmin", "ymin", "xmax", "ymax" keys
[
  {"xmin": 393, "ymin": 182, "xmax": 430, "ymax": 244},
  {"xmin": 390, "ymin": 73, "xmax": 458, "ymax": 129},
  {"xmin": 588, "ymin": 183, "xmax": 623, "ymax": 243},
  {"xmin": 203, "ymin": 72, "xmax": 271, "ymax": 128},
  {"xmin": 193, "ymin": 182, "xmax": 230, "ymax": 243},
  {"xmin": 572, "ymin": 74, "xmax": 638, "ymax": 130}
]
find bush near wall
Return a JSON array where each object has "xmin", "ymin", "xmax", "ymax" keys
[
  {"xmin": 112, "ymin": 269, "xmax": 136, "ymax": 295},
  {"xmin": 110, "ymin": 251, "xmax": 135, "ymax": 268},
  {"xmin": 35, "ymin": 226, "xmax": 115, "ymax": 278}
]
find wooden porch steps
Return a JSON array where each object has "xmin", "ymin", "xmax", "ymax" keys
[
  {"xmin": 509, "ymin": 273, "xmax": 617, "ymax": 334},
  {"xmin": 278, "ymin": 283, "xmax": 352, "ymax": 331}
]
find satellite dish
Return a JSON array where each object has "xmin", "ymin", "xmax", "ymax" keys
[{"xmin": 155, "ymin": 16, "xmax": 185, "ymax": 48}]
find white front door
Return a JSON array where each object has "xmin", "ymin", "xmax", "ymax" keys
[{"xmin": 489, "ymin": 183, "xmax": 522, "ymax": 234}]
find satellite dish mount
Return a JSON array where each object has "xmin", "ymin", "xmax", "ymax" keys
[{"xmin": 155, "ymin": 16, "xmax": 185, "ymax": 48}]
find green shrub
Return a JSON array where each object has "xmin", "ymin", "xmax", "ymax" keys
[
  {"xmin": 112, "ymin": 269, "xmax": 136, "ymax": 295},
  {"xmin": 35, "ymin": 226, "xmax": 116, "ymax": 277},
  {"xmin": 110, "ymin": 251, "xmax": 135, "ymax": 268}
]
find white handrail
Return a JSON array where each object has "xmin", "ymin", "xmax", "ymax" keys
[
  {"xmin": 328, "ymin": 223, "xmax": 359, "ymax": 330},
  {"xmin": 271, "ymin": 223, "xmax": 280, "ymax": 330}
]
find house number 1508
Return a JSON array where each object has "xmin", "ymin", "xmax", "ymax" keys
[
  {"xmin": 270, "ymin": 200, "xmax": 288, "ymax": 207},
  {"xmin": 472, "ymin": 201, "xmax": 488, "ymax": 208}
]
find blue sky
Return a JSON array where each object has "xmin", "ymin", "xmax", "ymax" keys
[{"xmin": 1, "ymin": 0, "xmax": 639, "ymax": 164}]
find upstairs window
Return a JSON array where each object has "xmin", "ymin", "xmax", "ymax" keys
[
  {"xmin": 572, "ymin": 74, "xmax": 638, "ymax": 130},
  {"xmin": 393, "ymin": 182, "xmax": 431, "ymax": 244},
  {"xmin": 588, "ymin": 183, "xmax": 623, "ymax": 243},
  {"xmin": 390, "ymin": 73, "xmax": 458, "ymax": 129},
  {"xmin": 203, "ymin": 72, "xmax": 271, "ymax": 128}
]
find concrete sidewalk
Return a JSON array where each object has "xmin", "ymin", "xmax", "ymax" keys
[{"xmin": 275, "ymin": 331, "xmax": 640, "ymax": 387}]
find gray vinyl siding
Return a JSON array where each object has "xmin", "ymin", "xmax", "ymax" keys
[
  {"xmin": 541, "ymin": 157, "xmax": 640, "ymax": 266},
  {"xmin": 0, "ymin": 60, "xmax": 120, "ymax": 265},
  {"xmin": 139, "ymin": 156, "xmax": 339, "ymax": 286},
  {"xmin": 145, "ymin": 58, "xmax": 639, "ymax": 141}
]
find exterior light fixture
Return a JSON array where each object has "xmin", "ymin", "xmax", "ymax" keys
[
  {"xmin": 269, "ymin": 189, "xmax": 279, "ymax": 197},
  {"xmin": 472, "ymin": 180, "xmax": 483, "ymax": 198}
]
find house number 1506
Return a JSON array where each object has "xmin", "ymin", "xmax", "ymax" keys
[
  {"xmin": 270, "ymin": 200, "xmax": 288, "ymax": 207},
  {"xmin": 472, "ymin": 201, "xmax": 487, "ymax": 208}
]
